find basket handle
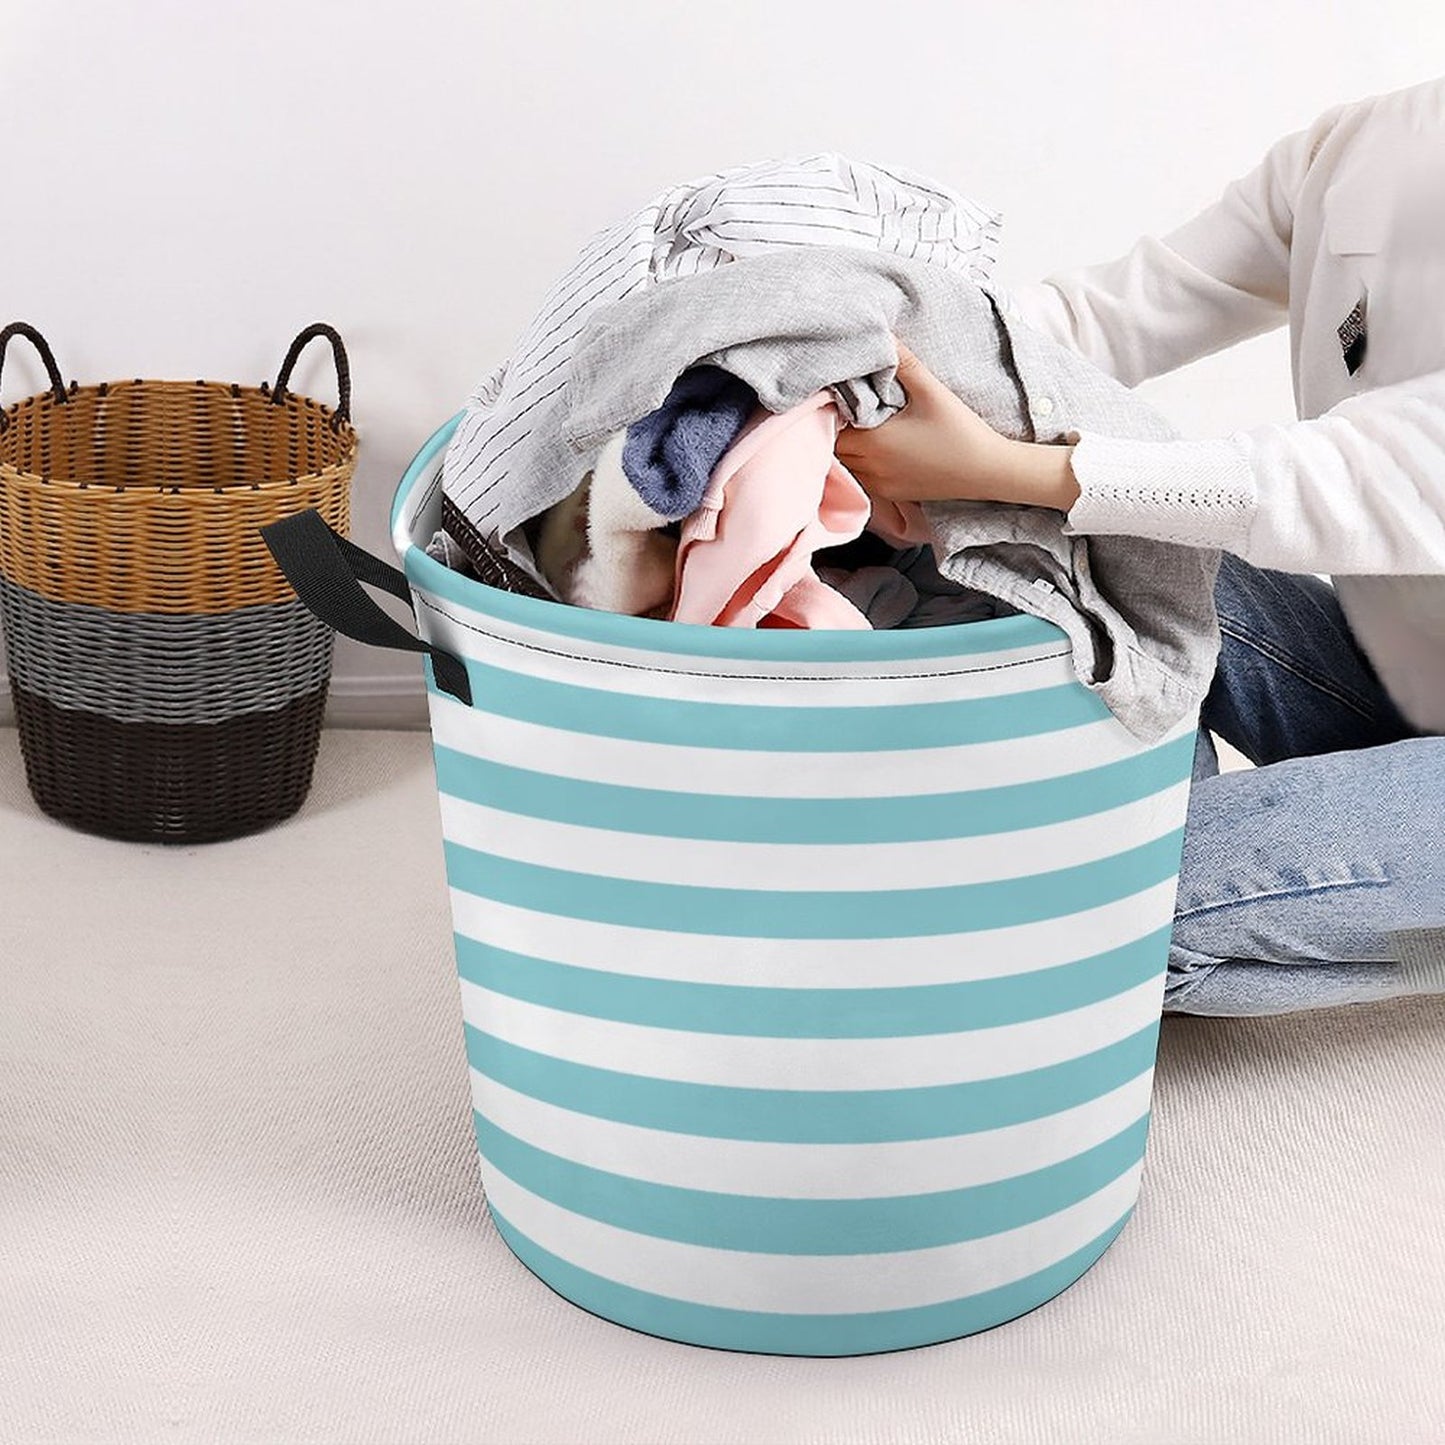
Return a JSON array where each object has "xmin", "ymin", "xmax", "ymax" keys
[
  {"xmin": 271, "ymin": 322, "xmax": 351, "ymax": 427},
  {"xmin": 260, "ymin": 509, "xmax": 472, "ymax": 705},
  {"xmin": 0, "ymin": 322, "xmax": 68, "ymax": 432}
]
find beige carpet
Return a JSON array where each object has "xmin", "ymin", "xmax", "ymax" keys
[{"xmin": 1, "ymin": 730, "xmax": 1442, "ymax": 1445}]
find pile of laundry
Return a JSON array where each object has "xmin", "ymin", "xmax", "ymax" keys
[
  {"xmin": 438, "ymin": 358, "xmax": 1013, "ymax": 633},
  {"xmin": 429, "ymin": 153, "xmax": 1222, "ymax": 745}
]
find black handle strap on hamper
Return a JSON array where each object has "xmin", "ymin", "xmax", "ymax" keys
[
  {"xmin": 0, "ymin": 322, "xmax": 68, "ymax": 432},
  {"xmin": 260, "ymin": 509, "xmax": 473, "ymax": 705},
  {"xmin": 270, "ymin": 322, "xmax": 352, "ymax": 428}
]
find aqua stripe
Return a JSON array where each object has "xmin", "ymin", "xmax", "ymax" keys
[
  {"xmin": 431, "ymin": 730, "xmax": 1194, "ymax": 843},
  {"xmin": 463, "ymin": 1022, "xmax": 1161, "ymax": 1142},
  {"xmin": 413, "ymin": 548, "xmax": 1067, "ymax": 662},
  {"xmin": 455, "ymin": 926, "xmax": 1170, "ymax": 1037},
  {"xmin": 488, "ymin": 1204, "xmax": 1133, "ymax": 1355},
  {"xmin": 474, "ymin": 1113, "xmax": 1149, "ymax": 1254},
  {"xmin": 442, "ymin": 830, "xmax": 1186, "ymax": 938},
  {"xmin": 427, "ymin": 661, "xmax": 1109, "ymax": 752},
  {"xmin": 396, "ymin": 415, "xmax": 1069, "ymax": 666}
]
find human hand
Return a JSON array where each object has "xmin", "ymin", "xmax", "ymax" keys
[
  {"xmin": 834, "ymin": 342, "xmax": 1012, "ymax": 503},
  {"xmin": 835, "ymin": 340, "xmax": 1080, "ymax": 512}
]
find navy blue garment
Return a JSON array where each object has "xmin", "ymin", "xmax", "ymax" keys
[{"xmin": 621, "ymin": 365, "xmax": 758, "ymax": 520}]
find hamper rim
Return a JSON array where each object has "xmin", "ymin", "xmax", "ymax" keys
[
  {"xmin": 394, "ymin": 414, "xmax": 1071, "ymax": 662},
  {"xmin": 0, "ymin": 379, "xmax": 357, "ymax": 492}
]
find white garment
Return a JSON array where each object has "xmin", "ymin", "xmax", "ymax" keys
[
  {"xmin": 560, "ymin": 434, "xmax": 677, "ymax": 619},
  {"xmin": 443, "ymin": 152, "xmax": 1001, "ymax": 529},
  {"xmin": 999, "ymin": 76, "xmax": 1445, "ymax": 733}
]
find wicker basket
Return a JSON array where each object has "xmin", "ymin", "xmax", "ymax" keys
[{"xmin": 0, "ymin": 321, "xmax": 356, "ymax": 842}]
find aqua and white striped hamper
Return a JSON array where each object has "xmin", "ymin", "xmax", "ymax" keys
[{"xmin": 263, "ymin": 416, "xmax": 1199, "ymax": 1357}]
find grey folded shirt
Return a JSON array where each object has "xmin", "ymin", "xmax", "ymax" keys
[
  {"xmin": 441, "ymin": 246, "xmax": 1220, "ymax": 744},
  {"xmin": 819, "ymin": 547, "xmax": 1020, "ymax": 632}
]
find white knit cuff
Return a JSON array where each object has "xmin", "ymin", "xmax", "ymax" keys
[{"xmin": 1061, "ymin": 429, "xmax": 1258, "ymax": 552}]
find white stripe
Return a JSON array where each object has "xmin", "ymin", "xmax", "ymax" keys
[
  {"xmin": 437, "ymin": 782, "xmax": 1190, "ymax": 891},
  {"xmin": 448, "ymin": 877, "xmax": 1182, "ymax": 987},
  {"xmin": 458, "ymin": 976, "xmax": 1164, "ymax": 1090},
  {"xmin": 471, "ymin": 1068, "xmax": 1156, "ymax": 1199},
  {"xmin": 481, "ymin": 1161, "xmax": 1143, "ymax": 1314},
  {"xmin": 426, "ymin": 692, "xmax": 1195, "ymax": 798},
  {"xmin": 417, "ymin": 595, "xmax": 1075, "ymax": 703}
]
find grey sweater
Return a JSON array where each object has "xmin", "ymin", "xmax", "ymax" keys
[{"xmin": 442, "ymin": 247, "xmax": 1221, "ymax": 743}]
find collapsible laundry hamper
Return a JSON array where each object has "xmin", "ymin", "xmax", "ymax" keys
[
  {"xmin": 264, "ymin": 415, "xmax": 1199, "ymax": 1357},
  {"xmin": 0, "ymin": 322, "xmax": 356, "ymax": 843}
]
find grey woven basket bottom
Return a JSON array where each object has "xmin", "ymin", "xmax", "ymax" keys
[{"xmin": 0, "ymin": 577, "xmax": 334, "ymax": 725}]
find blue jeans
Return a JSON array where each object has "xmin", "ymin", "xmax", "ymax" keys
[{"xmin": 1166, "ymin": 552, "xmax": 1445, "ymax": 1015}]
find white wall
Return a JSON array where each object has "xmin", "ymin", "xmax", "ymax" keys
[{"xmin": 1, "ymin": 1, "xmax": 1437, "ymax": 725}]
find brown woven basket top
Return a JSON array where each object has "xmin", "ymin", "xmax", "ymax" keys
[
  {"xmin": 0, "ymin": 379, "xmax": 355, "ymax": 491},
  {"xmin": 0, "ymin": 326, "xmax": 356, "ymax": 614}
]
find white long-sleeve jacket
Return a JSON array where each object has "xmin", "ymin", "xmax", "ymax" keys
[{"xmin": 999, "ymin": 75, "xmax": 1445, "ymax": 733}]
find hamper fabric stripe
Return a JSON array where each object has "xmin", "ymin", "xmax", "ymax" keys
[
  {"xmin": 430, "ymin": 731, "xmax": 1197, "ymax": 842},
  {"xmin": 488, "ymin": 1205, "xmax": 1132, "ymax": 1355},
  {"xmin": 426, "ymin": 690, "xmax": 1198, "ymax": 797},
  {"xmin": 427, "ymin": 662, "xmax": 1113, "ymax": 750},
  {"xmin": 459, "ymin": 977, "xmax": 1165, "ymax": 1089},
  {"xmin": 452, "ymin": 926, "xmax": 1172, "ymax": 1036},
  {"xmin": 436, "ymin": 784, "xmax": 1191, "ymax": 891},
  {"xmin": 447, "ymin": 884, "xmax": 1184, "ymax": 988},
  {"xmin": 441, "ymin": 830, "xmax": 1186, "ymax": 937},
  {"xmin": 447, "ymin": 880, "xmax": 1184, "ymax": 987},
  {"xmin": 469, "ymin": 1068, "xmax": 1158, "ymax": 1197},
  {"xmin": 472, "ymin": 1112, "xmax": 1150, "ymax": 1254},
  {"xmin": 479, "ymin": 1161, "xmax": 1144, "ymax": 1314},
  {"xmin": 462, "ymin": 1022, "xmax": 1161, "ymax": 1142}
]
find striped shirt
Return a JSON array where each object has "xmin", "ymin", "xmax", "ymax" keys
[{"xmin": 442, "ymin": 152, "xmax": 1001, "ymax": 536}]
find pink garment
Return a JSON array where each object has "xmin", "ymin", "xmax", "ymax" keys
[
  {"xmin": 668, "ymin": 393, "xmax": 875, "ymax": 630},
  {"xmin": 867, "ymin": 495, "xmax": 932, "ymax": 548}
]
